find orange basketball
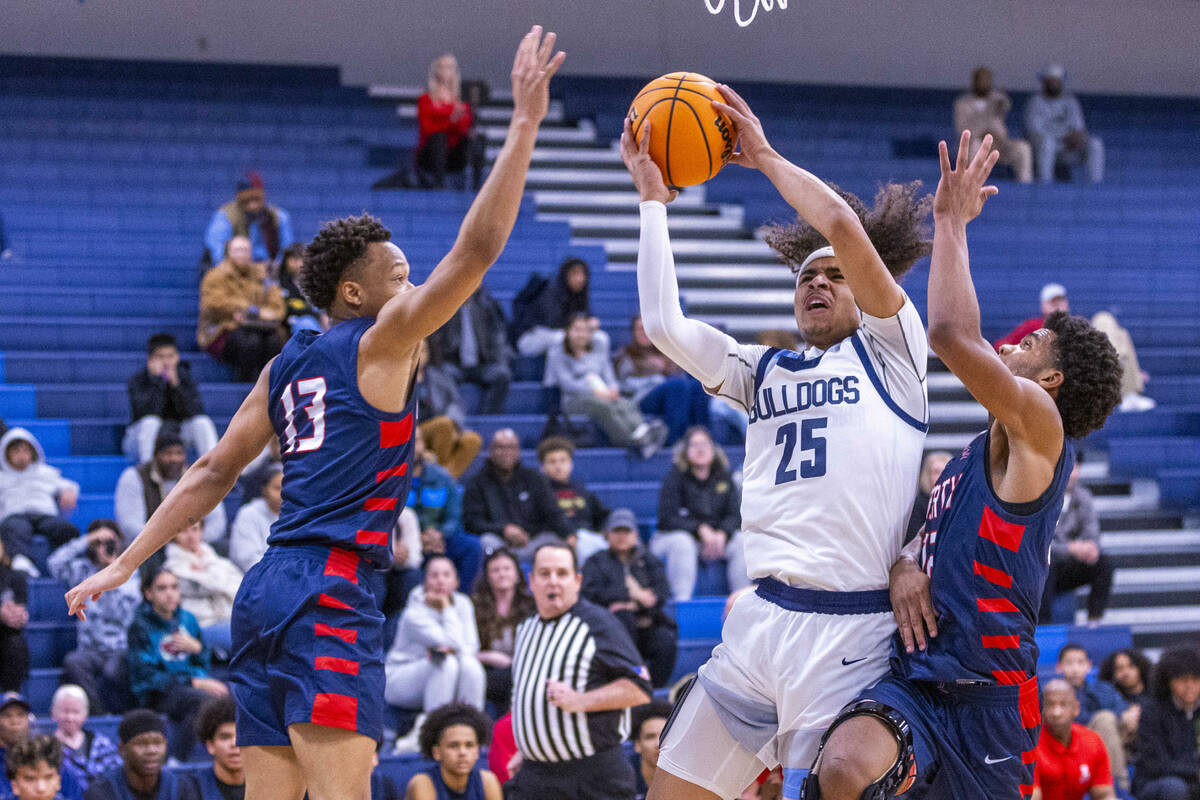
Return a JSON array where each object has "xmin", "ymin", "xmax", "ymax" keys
[{"xmin": 627, "ymin": 72, "xmax": 735, "ymax": 188}]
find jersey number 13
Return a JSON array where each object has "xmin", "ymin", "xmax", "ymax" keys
[{"xmin": 281, "ymin": 377, "xmax": 327, "ymax": 453}]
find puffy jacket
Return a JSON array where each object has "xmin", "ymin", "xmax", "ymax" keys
[{"xmin": 0, "ymin": 427, "xmax": 78, "ymax": 518}]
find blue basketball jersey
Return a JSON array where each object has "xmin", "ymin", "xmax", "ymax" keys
[
  {"xmin": 266, "ymin": 316, "xmax": 415, "ymax": 570},
  {"xmin": 897, "ymin": 428, "xmax": 1074, "ymax": 685}
]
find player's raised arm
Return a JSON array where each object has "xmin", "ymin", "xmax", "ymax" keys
[
  {"xmin": 620, "ymin": 118, "xmax": 740, "ymax": 390},
  {"xmin": 926, "ymin": 132, "xmax": 1061, "ymax": 447},
  {"xmin": 714, "ymin": 85, "xmax": 902, "ymax": 318},
  {"xmin": 369, "ymin": 26, "xmax": 565, "ymax": 349},
  {"xmin": 66, "ymin": 365, "xmax": 275, "ymax": 618}
]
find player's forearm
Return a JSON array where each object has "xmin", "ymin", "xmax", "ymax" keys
[
  {"xmin": 927, "ymin": 217, "xmax": 983, "ymax": 351},
  {"xmin": 580, "ymin": 678, "xmax": 651, "ymax": 712},
  {"xmin": 757, "ymin": 151, "xmax": 863, "ymax": 249}
]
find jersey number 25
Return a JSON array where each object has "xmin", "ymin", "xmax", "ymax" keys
[
  {"xmin": 774, "ymin": 418, "xmax": 827, "ymax": 485},
  {"xmin": 281, "ymin": 377, "xmax": 327, "ymax": 453}
]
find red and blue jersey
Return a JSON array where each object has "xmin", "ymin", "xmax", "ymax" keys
[
  {"xmin": 266, "ymin": 316, "xmax": 415, "ymax": 570},
  {"xmin": 898, "ymin": 428, "xmax": 1074, "ymax": 686}
]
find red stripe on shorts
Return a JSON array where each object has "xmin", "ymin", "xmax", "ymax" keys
[
  {"xmin": 318, "ymin": 593, "xmax": 352, "ymax": 610},
  {"xmin": 977, "ymin": 506, "xmax": 1026, "ymax": 552},
  {"xmin": 981, "ymin": 635, "xmax": 1020, "ymax": 649},
  {"xmin": 1019, "ymin": 677, "xmax": 1041, "ymax": 728},
  {"xmin": 315, "ymin": 656, "xmax": 360, "ymax": 675},
  {"xmin": 380, "ymin": 416, "xmax": 413, "ymax": 448},
  {"xmin": 992, "ymin": 670, "xmax": 1028, "ymax": 685},
  {"xmin": 323, "ymin": 548, "xmax": 359, "ymax": 584},
  {"xmin": 314, "ymin": 623, "xmax": 357, "ymax": 643},
  {"xmin": 376, "ymin": 464, "xmax": 408, "ymax": 482},
  {"xmin": 363, "ymin": 498, "xmax": 396, "ymax": 511},
  {"xmin": 1022, "ymin": 749, "xmax": 1037, "ymax": 765},
  {"xmin": 311, "ymin": 693, "xmax": 358, "ymax": 731},
  {"xmin": 973, "ymin": 561, "xmax": 1013, "ymax": 588},
  {"xmin": 976, "ymin": 597, "xmax": 1019, "ymax": 613},
  {"xmin": 355, "ymin": 529, "xmax": 389, "ymax": 546}
]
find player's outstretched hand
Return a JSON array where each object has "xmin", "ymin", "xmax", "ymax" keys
[
  {"xmin": 934, "ymin": 130, "xmax": 1000, "ymax": 224},
  {"xmin": 620, "ymin": 118, "xmax": 678, "ymax": 204},
  {"xmin": 509, "ymin": 25, "xmax": 566, "ymax": 127},
  {"xmin": 65, "ymin": 560, "xmax": 134, "ymax": 621},
  {"xmin": 713, "ymin": 84, "xmax": 773, "ymax": 171},
  {"xmin": 889, "ymin": 557, "xmax": 938, "ymax": 653}
]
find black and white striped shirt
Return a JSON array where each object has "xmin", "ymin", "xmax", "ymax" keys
[{"xmin": 511, "ymin": 598, "xmax": 652, "ymax": 763}]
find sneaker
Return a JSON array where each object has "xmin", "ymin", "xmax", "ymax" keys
[
  {"xmin": 10, "ymin": 554, "xmax": 39, "ymax": 578},
  {"xmin": 391, "ymin": 713, "xmax": 425, "ymax": 755},
  {"xmin": 638, "ymin": 420, "xmax": 669, "ymax": 460},
  {"xmin": 1118, "ymin": 393, "xmax": 1156, "ymax": 412}
]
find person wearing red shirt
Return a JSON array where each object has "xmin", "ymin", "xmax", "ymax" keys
[
  {"xmin": 416, "ymin": 54, "xmax": 485, "ymax": 189},
  {"xmin": 993, "ymin": 282, "xmax": 1069, "ymax": 349},
  {"xmin": 1033, "ymin": 679, "xmax": 1117, "ymax": 800}
]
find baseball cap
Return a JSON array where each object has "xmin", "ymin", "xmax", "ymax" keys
[
  {"xmin": 1040, "ymin": 64, "xmax": 1066, "ymax": 81},
  {"xmin": 1040, "ymin": 283, "xmax": 1068, "ymax": 305},
  {"xmin": 0, "ymin": 692, "xmax": 30, "ymax": 714},
  {"xmin": 605, "ymin": 508, "xmax": 639, "ymax": 533}
]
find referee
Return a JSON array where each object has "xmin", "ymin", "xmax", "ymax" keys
[{"xmin": 507, "ymin": 542, "xmax": 653, "ymax": 800}]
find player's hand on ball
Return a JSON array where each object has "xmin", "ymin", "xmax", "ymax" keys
[
  {"xmin": 889, "ymin": 557, "xmax": 938, "ymax": 653},
  {"xmin": 510, "ymin": 25, "xmax": 566, "ymax": 126},
  {"xmin": 621, "ymin": 118, "xmax": 678, "ymax": 204},
  {"xmin": 934, "ymin": 130, "xmax": 1000, "ymax": 224},
  {"xmin": 713, "ymin": 84, "xmax": 774, "ymax": 170}
]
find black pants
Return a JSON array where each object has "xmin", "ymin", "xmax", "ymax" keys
[
  {"xmin": 62, "ymin": 648, "xmax": 131, "ymax": 715},
  {"xmin": 614, "ymin": 611, "xmax": 677, "ymax": 688},
  {"xmin": 0, "ymin": 625, "xmax": 28, "ymax": 692},
  {"xmin": 0, "ymin": 512, "xmax": 79, "ymax": 562},
  {"xmin": 416, "ymin": 132, "xmax": 486, "ymax": 189},
  {"xmin": 152, "ymin": 683, "xmax": 213, "ymax": 761},
  {"xmin": 506, "ymin": 746, "xmax": 636, "ymax": 800},
  {"xmin": 1041, "ymin": 553, "xmax": 1115, "ymax": 621},
  {"xmin": 218, "ymin": 325, "xmax": 284, "ymax": 382}
]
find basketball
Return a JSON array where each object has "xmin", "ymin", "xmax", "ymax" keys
[{"xmin": 627, "ymin": 72, "xmax": 736, "ymax": 188}]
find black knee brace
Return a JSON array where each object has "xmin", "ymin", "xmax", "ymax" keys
[{"xmin": 798, "ymin": 700, "xmax": 916, "ymax": 800}]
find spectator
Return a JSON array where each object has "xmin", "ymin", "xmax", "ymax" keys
[
  {"xmin": 369, "ymin": 740, "xmax": 401, "ymax": 800},
  {"xmin": 0, "ymin": 427, "xmax": 79, "ymax": 574},
  {"xmin": 471, "ymin": 550, "xmax": 536, "ymax": 716},
  {"xmin": 1133, "ymin": 646, "xmax": 1200, "ymax": 800},
  {"xmin": 428, "ymin": 286, "xmax": 512, "ymax": 415},
  {"xmin": 114, "ymin": 433, "xmax": 226, "ymax": 550},
  {"xmin": 1101, "ymin": 648, "xmax": 1154, "ymax": 706},
  {"xmin": 1025, "ymin": 64, "xmax": 1104, "ymax": 184},
  {"xmin": 651, "ymin": 427, "xmax": 748, "ymax": 601},
  {"xmin": 405, "ymin": 703, "xmax": 502, "ymax": 800},
  {"xmin": 82, "ymin": 710, "xmax": 195, "ymax": 800},
  {"xmin": 48, "ymin": 520, "xmax": 140, "ymax": 715},
  {"xmin": 515, "ymin": 258, "xmax": 611, "ymax": 358},
  {"xmin": 416, "ymin": 341, "xmax": 484, "ymax": 479},
  {"xmin": 405, "ymin": 427, "xmax": 483, "ymax": 589},
  {"xmin": 506, "ymin": 543, "xmax": 651, "ymax": 800},
  {"xmin": 486, "ymin": 714, "xmax": 518, "ymax": 785},
  {"xmin": 953, "ymin": 67, "xmax": 1033, "ymax": 183},
  {"xmin": 197, "ymin": 235, "xmax": 285, "ymax": 382},
  {"xmin": 613, "ymin": 315, "xmax": 681, "ymax": 402},
  {"xmin": 462, "ymin": 429, "xmax": 570, "ymax": 559},
  {"xmin": 162, "ymin": 521, "xmax": 243, "ymax": 657},
  {"xmin": 1057, "ymin": 644, "xmax": 1133, "ymax": 792},
  {"xmin": 544, "ymin": 313, "xmax": 667, "ymax": 458},
  {"xmin": 203, "ymin": 173, "xmax": 293, "ymax": 266},
  {"xmin": 51, "ymin": 686, "xmax": 121, "ymax": 791},
  {"xmin": 227, "ymin": 465, "xmax": 281, "ymax": 573},
  {"xmin": 1041, "ymin": 452, "xmax": 1114, "ymax": 625},
  {"xmin": 1031, "ymin": 678, "xmax": 1116, "ymax": 800},
  {"xmin": 0, "ymin": 695, "xmax": 83, "ymax": 800},
  {"xmin": 414, "ymin": 54, "xmax": 485, "ymax": 190},
  {"xmin": 4, "ymin": 734, "xmax": 66, "ymax": 800},
  {"xmin": 126, "ymin": 568, "xmax": 227, "ymax": 763},
  {"xmin": 184, "ymin": 697, "xmax": 243, "ymax": 800},
  {"xmin": 381, "ymin": 508, "xmax": 424, "ymax": 634},
  {"xmin": 581, "ymin": 508, "xmax": 677, "ymax": 688},
  {"xmin": 993, "ymin": 284, "xmax": 1153, "ymax": 412},
  {"xmin": 0, "ymin": 540, "xmax": 29, "ymax": 692},
  {"xmin": 536, "ymin": 437, "xmax": 609, "ymax": 565},
  {"xmin": 384, "ymin": 557, "xmax": 485, "ymax": 754},
  {"xmin": 629, "ymin": 702, "xmax": 673, "ymax": 800},
  {"xmin": 277, "ymin": 244, "xmax": 323, "ymax": 336},
  {"xmin": 123, "ymin": 334, "xmax": 218, "ymax": 466},
  {"xmin": 905, "ymin": 450, "xmax": 952, "ymax": 544}
]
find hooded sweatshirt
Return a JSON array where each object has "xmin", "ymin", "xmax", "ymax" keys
[
  {"xmin": 385, "ymin": 586, "xmax": 480, "ymax": 669},
  {"xmin": 0, "ymin": 427, "xmax": 79, "ymax": 518}
]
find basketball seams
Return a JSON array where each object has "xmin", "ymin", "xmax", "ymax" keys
[
  {"xmin": 628, "ymin": 71, "xmax": 728, "ymax": 187},
  {"xmin": 676, "ymin": 95, "xmax": 713, "ymax": 182},
  {"xmin": 663, "ymin": 72, "xmax": 685, "ymax": 188}
]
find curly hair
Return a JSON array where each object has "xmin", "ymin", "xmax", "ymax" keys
[
  {"xmin": 763, "ymin": 181, "xmax": 932, "ymax": 279},
  {"xmin": 6, "ymin": 735, "xmax": 63, "ymax": 780},
  {"xmin": 1042, "ymin": 311, "xmax": 1122, "ymax": 439},
  {"xmin": 1150, "ymin": 645, "xmax": 1200, "ymax": 704},
  {"xmin": 299, "ymin": 214, "xmax": 392, "ymax": 310},
  {"xmin": 418, "ymin": 702, "xmax": 492, "ymax": 760},
  {"xmin": 195, "ymin": 695, "xmax": 237, "ymax": 743},
  {"xmin": 1099, "ymin": 648, "xmax": 1154, "ymax": 701}
]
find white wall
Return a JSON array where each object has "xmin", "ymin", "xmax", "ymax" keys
[{"xmin": 3, "ymin": 0, "xmax": 1198, "ymax": 95}]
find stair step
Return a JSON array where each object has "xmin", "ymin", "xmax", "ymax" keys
[
  {"xmin": 483, "ymin": 123, "xmax": 597, "ymax": 145},
  {"xmin": 534, "ymin": 189, "xmax": 708, "ymax": 210}
]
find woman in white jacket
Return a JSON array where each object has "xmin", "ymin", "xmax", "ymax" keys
[
  {"xmin": 163, "ymin": 520, "xmax": 243, "ymax": 656},
  {"xmin": 385, "ymin": 555, "xmax": 486, "ymax": 750}
]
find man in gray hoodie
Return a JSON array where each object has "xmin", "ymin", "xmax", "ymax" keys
[{"xmin": 0, "ymin": 428, "xmax": 79, "ymax": 573}]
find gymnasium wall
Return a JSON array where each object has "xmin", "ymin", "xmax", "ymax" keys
[{"xmin": 3, "ymin": 0, "xmax": 1197, "ymax": 96}]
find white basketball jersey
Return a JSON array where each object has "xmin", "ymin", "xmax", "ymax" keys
[{"xmin": 710, "ymin": 296, "xmax": 929, "ymax": 591}]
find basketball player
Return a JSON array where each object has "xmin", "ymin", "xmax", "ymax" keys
[
  {"xmin": 65, "ymin": 27, "xmax": 564, "ymax": 800},
  {"xmin": 621, "ymin": 86, "xmax": 933, "ymax": 799},
  {"xmin": 797, "ymin": 134, "xmax": 1122, "ymax": 799}
]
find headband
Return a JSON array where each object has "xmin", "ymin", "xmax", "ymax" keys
[{"xmin": 796, "ymin": 245, "xmax": 836, "ymax": 274}]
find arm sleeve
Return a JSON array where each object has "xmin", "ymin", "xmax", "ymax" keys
[
  {"xmin": 637, "ymin": 201, "xmax": 764, "ymax": 411},
  {"xmin": 856, "ymin": 293, "xmax": 928, "ymax": 425}
]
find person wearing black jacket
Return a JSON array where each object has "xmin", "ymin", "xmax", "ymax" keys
[
  {"xmin": 1133, "ymin": 645, "xmax": 1200, "ymax": 800},
  {"xmin": 462, "ymin": 429, "xmax": 570, "ymax": 559},
  {"xmin": 537, "ymin": 436, "xmax": 609, "ymax": 565},
  {"xmin": 514, "ymin": 257, "xmax": 611, "ymax": 357},
  {"xmin": 650, "ymin": 427, "xmax": 748, "ymax": 601},
  {"xmin": 581, "ymin": 509, "xmax": 677, "ymax": 687},
  {"xmin": 123, "ymin": 334, "xmax": 218, "ymax": 465},
  {"xmin": 428, "ymin": 285, "xmax": 512, "ymax": 414}
]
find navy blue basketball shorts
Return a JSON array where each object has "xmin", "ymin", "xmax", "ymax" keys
[
  {"xmin": 856, "ymin": 672, "xmax": 1040, "ymax": 799},
  {"xmin": 230, "ymin": 544, "xmax": 386, "ymax": 746}
]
